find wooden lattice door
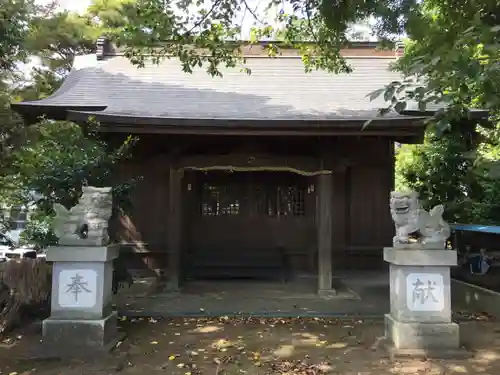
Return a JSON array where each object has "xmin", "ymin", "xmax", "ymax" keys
[{"xmin": 187, "ymin": 171, "xmax": 316, "ymax": 273}]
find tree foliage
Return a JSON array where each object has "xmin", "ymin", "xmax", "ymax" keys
[
  {"xmin": 2, "ymin": 0, "xmax": 500, "ymax": 230},
  {"xmin": 0, "ymin": 0, "xmax": 139, "ymax": 240},
  {"xmin": 386, "ymin": 0, "xmax": 500, "ymax": 224},
  {"xmin": 0, "ymin": 0, "xmax": 35, "ymax": 70},
  {"xmin": 115, "ymin": 0, "xmax": 500, "ymax": 132},
  {"xmin": 396, "ymin": 128, "xmax": 500, "ymax": 224},
  {"xmin": 4, "ymin": 120, "xmax": 136, "ymax": 210},
  {"xmin": 25, "ymin": 11, "xmax": 99, "ymax": 74},
  {"xmin": 376, "ymin": 1, "xmax": 500, "ymax": 132},
  {"xmin": 117, "ymin": 0, "xmax": 415, "ymax": 75},
  {"xmin": 118, "ymin": 0, "xmax": 500, "ymax": 224}
]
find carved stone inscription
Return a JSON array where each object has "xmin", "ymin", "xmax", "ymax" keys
[
  {"xmin": 406, "ymin": 273, "xmax": 445, "ymax": 312},
  {"xmin": 58, "ymin": 269, "xmax": 98, "ymax": 308}
]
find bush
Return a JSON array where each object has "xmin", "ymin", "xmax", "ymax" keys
[
  {"xmin": 0, "ymin": 258, "xmax": 51, "ymax": 334},
  {"xmin": 396, "ymin": 128, "xmax": 500, "ymax": 225},
  {"xmin": 19, "ymin": 210, "xmax": 58, "ymax": 250}
]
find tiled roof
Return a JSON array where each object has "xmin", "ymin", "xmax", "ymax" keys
[{"xmin": 16, "ymin": 53, "xmax": 406, "ymax": 120}]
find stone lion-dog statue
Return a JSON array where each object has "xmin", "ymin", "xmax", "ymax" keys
[
  {"xmin": 53, "ymin": 186, "xmax": 113, "ymax": 246},
  {"xmin": 390, "ymin": 190, "xmax": 451, "ymax": 249}
]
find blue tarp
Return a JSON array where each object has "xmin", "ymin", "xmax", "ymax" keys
[{"xmin": 451, "ymin": 224, "xmax": 500, "ymax": 234}]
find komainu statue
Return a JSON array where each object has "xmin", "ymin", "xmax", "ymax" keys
[
  {"xmin": 390, "ymin": 190, "xmax": 451, "ymax": 249},
  {"xmin": 53, "ymin": 186, "xmax": 113, "ymax": 246}
]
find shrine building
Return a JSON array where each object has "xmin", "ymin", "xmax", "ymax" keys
[{"xmin": 12, "ymin": 39, "xmax": 458, "ymax": 294}]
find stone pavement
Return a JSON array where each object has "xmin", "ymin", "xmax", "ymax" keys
[{"xmin": 116, "ymin": 271, "xmax": 391, "ymax": 317}]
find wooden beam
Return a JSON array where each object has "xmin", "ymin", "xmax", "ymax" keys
[
  {"xmin": 95, "ymin": 125, "xmax": 423, "ymax": 138},
  {"xmin": 317, "ymin": 173, "xmax": 335, "ymax": 296}
]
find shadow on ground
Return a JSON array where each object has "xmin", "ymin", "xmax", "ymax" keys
[{"xmin": 2, "ymin": 318, "xmax": 500, "ymax": 375}]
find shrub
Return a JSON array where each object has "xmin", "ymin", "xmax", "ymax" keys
[{"xmin": 0, "ymin": 258, "xmax": 51, "ymax": 334}]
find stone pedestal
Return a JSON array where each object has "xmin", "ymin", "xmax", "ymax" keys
[
  {"xmin": 41, "ymin": 245, "xmax": 122, "ymax": 355},
  {"xmin": 383, "ymin": 247, "xmax": 466, "ymax": 358}
]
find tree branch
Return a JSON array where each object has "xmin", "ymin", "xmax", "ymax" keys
[
  {"xmin": 305, "ymin": 0, "xmax": 318, "ymax": 42},
  {"xmin": 186, "ymin": 0, "xmax": 224, "ymax": 35},
  {"xmin": 242, "ymin": 0, "xmax": 264, "ymax": 24}
]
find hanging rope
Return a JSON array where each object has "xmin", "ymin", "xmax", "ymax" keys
[{"xmin": 183, "ymin": 165, "xmax": 332, "ymax": 176}]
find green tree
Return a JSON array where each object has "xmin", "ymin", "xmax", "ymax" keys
[
  {"xmin": 0, "ymin": 0, "xmax": 141, "ymax": 333},
  {"xmin": 0, "ymin": 79, "xmax": 25, "ymax": 173},
  {"xmin": 386, "ymin": 1, "xmax": 500, "ymax": 224},
  {"xmin": 0, "ymin": 0, "xmax": 35, "ymax": 70},
  {"xmin": 396, "ymin": 132, "xmax": 476, "ymax": 223},
  {"xmin": 1, "ymin": 0, "xmax": 140, "ymax": 229},
  {"xmin": 86, "ymin": 0, "xmax": 137, "ymax": 34},
  {"xmin": 18, "ymin": 208, "xmax": 59, "ymax": 249},
  {"xmin": 371, "ymin": 1, "xmax": 500, "ymax": 132},
  {"xmin": 116, "ymin": 0, "xmax": 414, "ymax": 75},
  {"xmin": 396, "ymin": 128, "xmax": 500, "ymax": 224},
  {"xmin": 5, "ymin": 120, "xmax": 135, "ymax": 209},
  {"xmin": 25, "ymin": 10, "xmax": 100, "ymax": 75},
  {"xmin": 3, "ymin": 118, "xmax": 137, "ymax": 247},
  {"xmin": 115, "ymin": 1, "xmax": 500, "ymax": 133}
]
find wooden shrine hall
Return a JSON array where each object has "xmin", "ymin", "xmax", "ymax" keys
[{"xmin": 13, "ymin": 39, "xmax": 431, "ymax": 295}]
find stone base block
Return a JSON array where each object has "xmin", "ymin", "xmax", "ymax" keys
[
  {"xmin": 46, "ymin": 245, "xmax": 119, "ymax": 262},
  {"xmin": 164, "ymin": 280, "xmax": 181, "ymax": 293},
  {"xmin": 42, "ymin": 311, "xmax": 119, "ymax": 349},
  {"xmin": 383, "ymin": 247, "xmax": 457, "ymax": 266},
  {"xmin": 379, "ymin": 338, "xmax": 470, "ymax": 360},
  {"xmin": 318, "ymin": 289, "xmax": 337, "ymax": 298},
  {"xmin": 385, "ymin": 314, "xmax": 460, "ymax": 350}
]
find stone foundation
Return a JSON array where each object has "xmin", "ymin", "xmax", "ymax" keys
[
  {"xmin": 383, "ymin": 247, "xmax": 468, "ymax": 358},
  {"xmin": 385, "ymin": 314, "xmax": 459, "ymax": 349},
  {"xmin": 42, "ymin": 312, "xmax": 118, "ymax": 348},
  {"xmin": 41, "ymin": 245, "xmax": 121, "ymax": 356}
]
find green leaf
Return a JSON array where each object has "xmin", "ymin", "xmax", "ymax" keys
[
  {"xmin": 395, "ymin": 101, "xmax": 407, "ymax": 113},
  {"xmin": 362, "ymin": 118, "xmax": 373, "ymax": 130},
  {"xmin": 383, "ymin": 86, "xmax": 396, "ymax": 102},
  {"xmin": 434, "ymin": 119, "xmax": 449, "ymax": 136},
  {"xmin": 430, "ymin": 56, "xmax": 441, "ymax": 65},
  {"xmin": 367, "ymin": 88, "xmax": 385, "ymax": 101}
]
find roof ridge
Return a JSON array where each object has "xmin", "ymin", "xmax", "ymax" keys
[
  {"xmin": 14, "ymin": 46, "xmax": 411, "ymax": 124},
  {"xmin": 100, "ymin": 54, "xmax": 398, "ymax": 60},
  {"xmin": 94, "ymin": 36, "xmax": 400, "ymax": 60}
]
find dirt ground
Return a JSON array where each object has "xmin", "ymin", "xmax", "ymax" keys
[{"xmin": 1, "ymin": 317, "xmax": 500, "ymax": 375}]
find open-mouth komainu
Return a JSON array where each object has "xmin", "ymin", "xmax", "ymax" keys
[{"xmin": 390, "ymin": 191, "xmax": 450, "ymax": 249}]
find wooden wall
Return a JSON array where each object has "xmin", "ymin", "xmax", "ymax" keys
[
  {"xmin": 110, "ymin": 135, "xmax": 395, "ymax": 274},
  {"xmin": 109, "ymin": 141, "xmax": 171, "ymax": 274},
  {"xmin": 334, "ymin": 137, "xmax": 394, "ymax": 269}
]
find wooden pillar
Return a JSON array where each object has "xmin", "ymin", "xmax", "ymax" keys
[
  {"xmin": 331, "ymin": 167, "xmax": 349, "ymax": 267},
  {"xmin": 166, "ymin": 166, "xmax": 183, "ymax": 291},
  {"xmin": 317, "ymin": 172, "xmax": 335, "ymax": 295}
]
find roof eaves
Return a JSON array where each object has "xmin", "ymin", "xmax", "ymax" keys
[
  {"xmin": 401, "ymin": 108, "xmax": 489, "ymax": 120},
  {"xmin": 66, "ymin": 110, "xmax": 427, "ymax": 129},
  {"xmin": 11, "ymin": 103, "xmax": 107, "ymax": 123}
]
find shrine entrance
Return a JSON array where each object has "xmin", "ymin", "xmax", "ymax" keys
[{"xmin": 184, "ymin": 170, "xmax": 317, "ymax": 281}]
